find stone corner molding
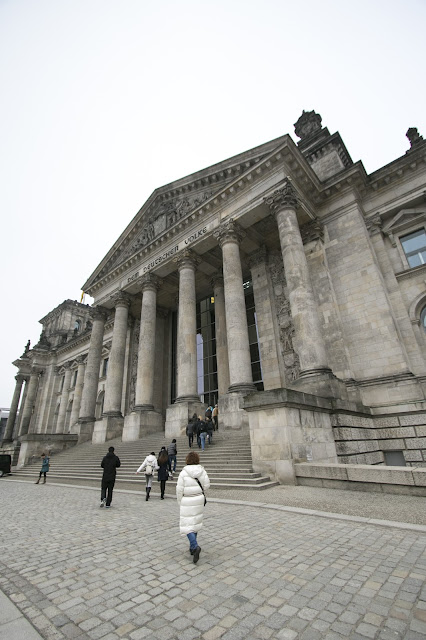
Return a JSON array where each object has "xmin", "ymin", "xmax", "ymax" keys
[
  {"xmin": 214, "ymin": 218, "xmax": 246, "ymax": 248},
  {"xmin": 264, "ymin": 179, "xmax": 298, "ymax": 215}
]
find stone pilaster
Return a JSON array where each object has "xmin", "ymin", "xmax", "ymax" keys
[
  {"xmin": 103, "ymin": 292, "xmax": 131, "ymax": 416},
  {"xmin": 211, "ymin": 274, "xmax": 230, "ymax": 397},
  {"xmin": 174, "ymin": 250, "xmax": 200, "ymax": 402},
  {"xmin": 265, "ymin": 180, "xmax": 329, "ymax": 377},
  {"xmin": 69, "ymin": 357, "xmax": 86, "ymax": 429},
  {"xmin": 134, "ymin": 274, "xmax": 162, "ymax": 410},
  {"xmin": 2, "ymin": 374, "xmax": 24, "ymax": 442},
  {"xmin": 214, "ymin": 220, "xmax": 256, "ymax": 394},
  {"xmin": 78, "ymin": 306, "xmax": 108, "ymax": 435},
  {"xmin": 18, "ymin": 368, "xmax": 42, "ymax": 436}
]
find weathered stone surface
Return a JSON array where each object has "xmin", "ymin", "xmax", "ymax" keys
[{"xmin": 346, "ymin": 465, "xmax": 415, "ymax": 485}]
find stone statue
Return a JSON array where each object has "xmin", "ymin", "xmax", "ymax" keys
[{"xmin": 24, "ymin": 340, "xmax": 30, "ymax": 353}]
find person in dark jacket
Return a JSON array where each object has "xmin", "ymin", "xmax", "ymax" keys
[
  {"xmin": 100, "ymin": 446, "xmax": 121, "ymax": 508},
  {"xmin": 167, "ymin": 439, "xmax": 177, "ymax": 473},
  {"xmin": 35, "ymin": 453, "xmax": 50, "ymax": 484},
  {"xmin": 186, "ymin": 417, "xmax": 196, "ymax": 448},
  {"xmin": 158, "ymin": 449, "xmax": 170, "ymax": 499}
]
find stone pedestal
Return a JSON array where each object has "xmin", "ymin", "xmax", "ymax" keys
[
  {"xmin": 219, "ymin": 394, "xmax": 251, "ymax": 431},
  {"xmin": 16, "ymin": 433, "xmax": 78, "ymax": 468},
  {"xmin": 165, "ymin": 401, "xmax": 205, "ymax": 438},
  {"xmin": 244, "ymin": 388, "xmax": 338, "ymax": 484},
  {"xmin": 78, "ymin": 419, "xmax": 95, "ymax": 444},
  {"xmin": 290, "ymin": 368, "xmax": 349, "ymax": 400},
  {"xmin": 92, "ymin": 415, "xmax": 124, "ymax": 444},
  {"xmin": 122, "ymin": 410, "xmax": 163, "ymax": 441}
]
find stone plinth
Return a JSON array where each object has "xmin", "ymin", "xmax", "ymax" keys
[
  {"xmin": 92, "ymin": 416, "xmax": 124, "ymax": 444},
  {"xmin": 16, "ymin": 433, "xmax": 78, "ymax": 468},
  {"xmin": 219, "ymin": 393, "xmax": 251, "ymax": 431},
  {"xmin": 122, "ymin": 410, "xmax": 163, "ymax": 441},
  {"xmin": 244, "ymin": 388, "xmax": 338, "ymax": 484},
  {"xmin": 165, "ymin": 401, "xmax": 205, "ymax": 438}
]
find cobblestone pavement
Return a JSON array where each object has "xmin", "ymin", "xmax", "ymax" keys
[{"xmin": 1, "ymin": 481, "xmax": 426, "ymax": 640}]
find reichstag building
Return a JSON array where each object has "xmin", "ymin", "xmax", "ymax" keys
[{"xmin": 3, "ymin": 110, "xmax": 426, "ymax": 484}]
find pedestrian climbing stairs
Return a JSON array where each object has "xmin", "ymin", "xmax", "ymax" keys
[{"xmin": 11, "ymin": 431, "xmax": 279, "ymax": 490}]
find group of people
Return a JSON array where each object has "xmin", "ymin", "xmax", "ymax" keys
[{"xmin": 186, "ymin": 404, "xmax": 218, "ymax": 451}]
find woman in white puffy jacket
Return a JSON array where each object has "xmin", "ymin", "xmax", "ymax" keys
[
  {"xmin": 136, "ymin": 452, "xmax": 159, "ymax": 501},
  {"xmin": 176, "ymin": 451, "xmax": 210, "ymax": 564}
]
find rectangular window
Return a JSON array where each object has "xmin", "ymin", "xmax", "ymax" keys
[
  {"xmin": 400, "ymin": 229, "xmax": 426, "ymax": 268},
  {"xmin": 102, "ymin": 358, "xmax": 109, "ymax": 377}
]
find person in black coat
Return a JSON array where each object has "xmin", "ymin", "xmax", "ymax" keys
[
  {"xmin": 158, "ymin": 449, "xmax": 170, "ymax": 499},
  {"xmin": 100, "ymin": 446, "xmax": 121, "ymax": 508}
]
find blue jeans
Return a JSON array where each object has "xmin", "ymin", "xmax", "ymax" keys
[
  {"xmin": 168, "ymin": 455, "xmax": 176, "ymax": 472},
  {"xmin": 187, "ymin": 532, "xmax": 198, "ymax": 551},
  {"xmin": 199, "ymin": 432, "xmax": 206, "ymax": 451}
]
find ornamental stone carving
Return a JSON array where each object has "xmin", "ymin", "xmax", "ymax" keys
[
  {"xmin": 247, "ymin": 246, "xmax": 268, "ymax": 270},
  {"xmin": 366, "ymin": 213, "xmax": 383, "ymax": 237},
  {"xmin": 300, "ymin": 220, "xmax": 324, "ymax": 244},
  {"xmin": 90, "ymin": 306, "xmax": 109, "ymax": 322},
  {"xmin": 112, "ymin": 291, "xmax": 132, "ymax": 308},
  {"xmin": 174, "ymin": 248, "xmax": 201, "ymax": 271},
  {"xmin": 135, "ymin": 272, "xmax": 163, "ymax": 292},
  {"xmin": 294, "ymin": 110, "xmax": 323, "ymax": 140},
  {"xmin": 214, "ymin": 219, "xmax": 245, "ymax": 248},
  {"xmin": 406, "ymin": 127, "xmax": 424, "ymax": 148},
  {"xmin": 264, "ymin": 180, "xmax": 298, "ymax": 215}
]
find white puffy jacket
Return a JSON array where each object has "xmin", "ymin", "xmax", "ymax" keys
[
  {"xmin": 136, "ymin": 454, "xmax": 158, "ymax": 474},
  {"xmin": 176, "ymin": 464, "xmax": 210, "ymax": 535}
]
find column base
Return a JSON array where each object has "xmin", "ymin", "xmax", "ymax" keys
[
  {"xmin": 175, "ymin": 395, "xmax": 201, "ymax": 403},
  {"xmin": 228, "ymin": 382, "xmax": 257, "ymax": 394},
  {"xmin": 165, "ymin": 401, "xmax": 206, "ymax": 438},
  {"xmin": 93, "ymin": 416, "xmax": 124, "ymax": 444},
  {"xmin": 122, "ymin": 410, "xmax": 163, "ymax": 442},
  {"xmin": 102, "ymin": 410, "xmax": 123, "ymax": 418},
  {"xmin": 133, "ymin": 404, "xmax": 154, "ymax": 412},
  {"xmin": 291, "ymin": 368, "xmax": 349, "ymax": 400}
]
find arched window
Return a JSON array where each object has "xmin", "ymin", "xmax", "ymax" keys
[
  {"xmin": 421, "ymin": 306, "xmax": 426, "ymax": 333},
  {"xmin": 74, "ymin": 320, "xmax": 81, "ymax": 334}
]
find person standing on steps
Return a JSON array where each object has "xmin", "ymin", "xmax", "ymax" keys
[
  {"xmin": 176, "ymin": 451, "xmax": 210, "ymax": 564},
  {"xmin": 167, "ymin": 439, "xmax": 177, "ymax": 473},
  {"xmin": 35, "ymin": 452, "xmax": 50, "ymax": 484},
  {"xmin": 198, "ymin": 417, "xmax": 208, "ymax": 451},
  {"xmin": 157, "ymin": 449, "xmax": 170, "ymax": 499},
  {"xmin": 186, "ymin": 416, "xmax": 196, "ymax": 448},
  {"xmin": 136, "ymin": 452, "xmax": 158, "ymax": 501},
  {"xmin": 100, "ymin": 446, "xmax": 121, "ymax": 508},
  {"xmin": 212, "ymin": 404, "xmax": 218, "ymax": 431}
]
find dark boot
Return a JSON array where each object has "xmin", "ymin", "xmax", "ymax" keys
[
  {"xmin": 146, "ymin": 487, "xmax": 151, "ymax": 501},
  {"xmin": 35, "ymin": 478, "xmax": 40, "ymax": 484},
  {"xmin": 43, "ymin": 477, "xmax": 46, "ymax": 484}
]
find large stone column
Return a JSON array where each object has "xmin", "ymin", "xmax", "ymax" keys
[
  {"xmin": 56, "ymin": 363, "xmax": 72, "ymax": 433},
  {"xmin": 69, "ymin": 357, "xmax": 86, "ymax": 429},
  {"xmin": 211, "ymin": 274, "xmax": 230, "ymax": 397},
  {"xmin": 78, "ymin": 307, "xmax": 108, "ymax": 441},
  {"xmin": 18, "ymin": 368, "xmax": 42, "ymax": 436},
  {"xmin": 103, "ymin": 292, "xmax": 131, "ymax": 416},
  {"xmin": 135, "ymin": 275, "xmax": 162, "ymax": 410},
  {"xmin": 2, "ymin": 374, "xmax": 25, "ymax": 442},
  {"xmin": 265, "ymin": 180, "xmax": 329, "ymax": 376},
  {"xmin": 175, "ymin": 250, "xmax": 200, "ymax": 402},
  {"xmin": 214, "ymin": 220, "xmax": 256, "ymax": 394}
]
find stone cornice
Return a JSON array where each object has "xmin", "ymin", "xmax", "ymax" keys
[{"xmin": 395, "ymin": 263, "xmax": 426, "ymax": 281}]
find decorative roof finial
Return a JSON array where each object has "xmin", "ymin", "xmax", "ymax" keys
[
  {"xmin": 294, "ymin": 110, "xmax": 323, "ymax": 140},
  {"xmin": 406, "ymin": 127, "xmax": 424, "ymax": 149}
]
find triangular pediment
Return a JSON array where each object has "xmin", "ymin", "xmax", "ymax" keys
[
  {"xmin": 382, "ymin": 208, "xmax": 426, "ymax": 235},
  {"xmin": 83, "ymin": 134, "xmax": 290, "ymax": 292}
]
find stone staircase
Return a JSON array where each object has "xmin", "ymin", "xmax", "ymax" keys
[{"xmin": 12, "ymin": 431, "xmax": 278, "ymax": 490}]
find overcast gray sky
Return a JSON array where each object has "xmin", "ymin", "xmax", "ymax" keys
[{"xmin": 1, "ymin": 0, "xmax": 425, "ymax": 406}]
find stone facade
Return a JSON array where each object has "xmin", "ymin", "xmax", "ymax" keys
[{"xmin": 2, "ymin": 110, "xmax": 426, "ymax": 481}]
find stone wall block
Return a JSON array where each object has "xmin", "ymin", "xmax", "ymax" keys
[
  {"xmin": 365, "ymin": 451, "xmax": 385, "ymax": 464},
  {"xmin": 336, "ymin": 440, "xmax": 360, "ymax": 455},
  {"xmin": 412, "ymin": 468, "xmax": 426, "ymax": 487},
  {"xmin": 378, "ymin": 439, "xmax": 406, "ymax": 450},
  {"xmin": 313, "ymin": 412, "xmax": 332, "ymax": 429},
  {"xmin": 346, "ymin": 465, "xmax": 414, "ymax": 485},
  {"xmin": 404, "ymin": 450, "xmax": 423, "ymax": 462},
  {"xmin": 294, "ymin": 463, "xmax": 349, "ymax": 480},
  {"xmin": 416, "ymin": 425, "xmax": 426, "ymax": 437},
  {"xmin": 405, "ymin": 437, "xmax": 426, "ymax": 450},
  {"xmin": 374, "ymin": 416, "xmax": 400, "ymax": 428},
  {"xmin": 376, "ymin": 427, "xmax": 416, "ymax": 439},
  {"xmin": 399, "ymin": 414, "xmax": 426, "ymax": 426}
]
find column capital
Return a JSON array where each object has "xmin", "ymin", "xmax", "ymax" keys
[
  {"xmin": 30, "ymin": 366, "xmax": 44, "ymax": 377},
  {"xmin": 112, "ymin": 291, "xmax": 132, "ymax": 309},
  {"xmin": 211, "ymin": 273, "xmax": 224, "ymax": 290},
  {"xmin": 214, "ymin": 218, "xmax": 245, "ymax": 248},
  {"xmin": 247, "ymin": 246, "xmax": 268, "ymax": 270},
  {"xmin": 15, "ymin": 374, "xmax": 25, "ymax": 384},
  {"xmin": 264, "ymin": 179, "xmax": 298, "ymax": 215},
  {"xmin": 136, "ymin": 272, "xmax": 163, "ymax": 293},
  {"xmin": 90, "ymin": 306, "xmax": 109, "ymax": 322},
  {"xmin": 75, "ymin": 355, "xmax": 86, "ymax": 365},
  {"xmin": 365, "ymin": 213, "xmax": 383, "ymax": 237},
  {"xmin": 174, "ymin": 249, "xmax": 201, "ymax": 272}
]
